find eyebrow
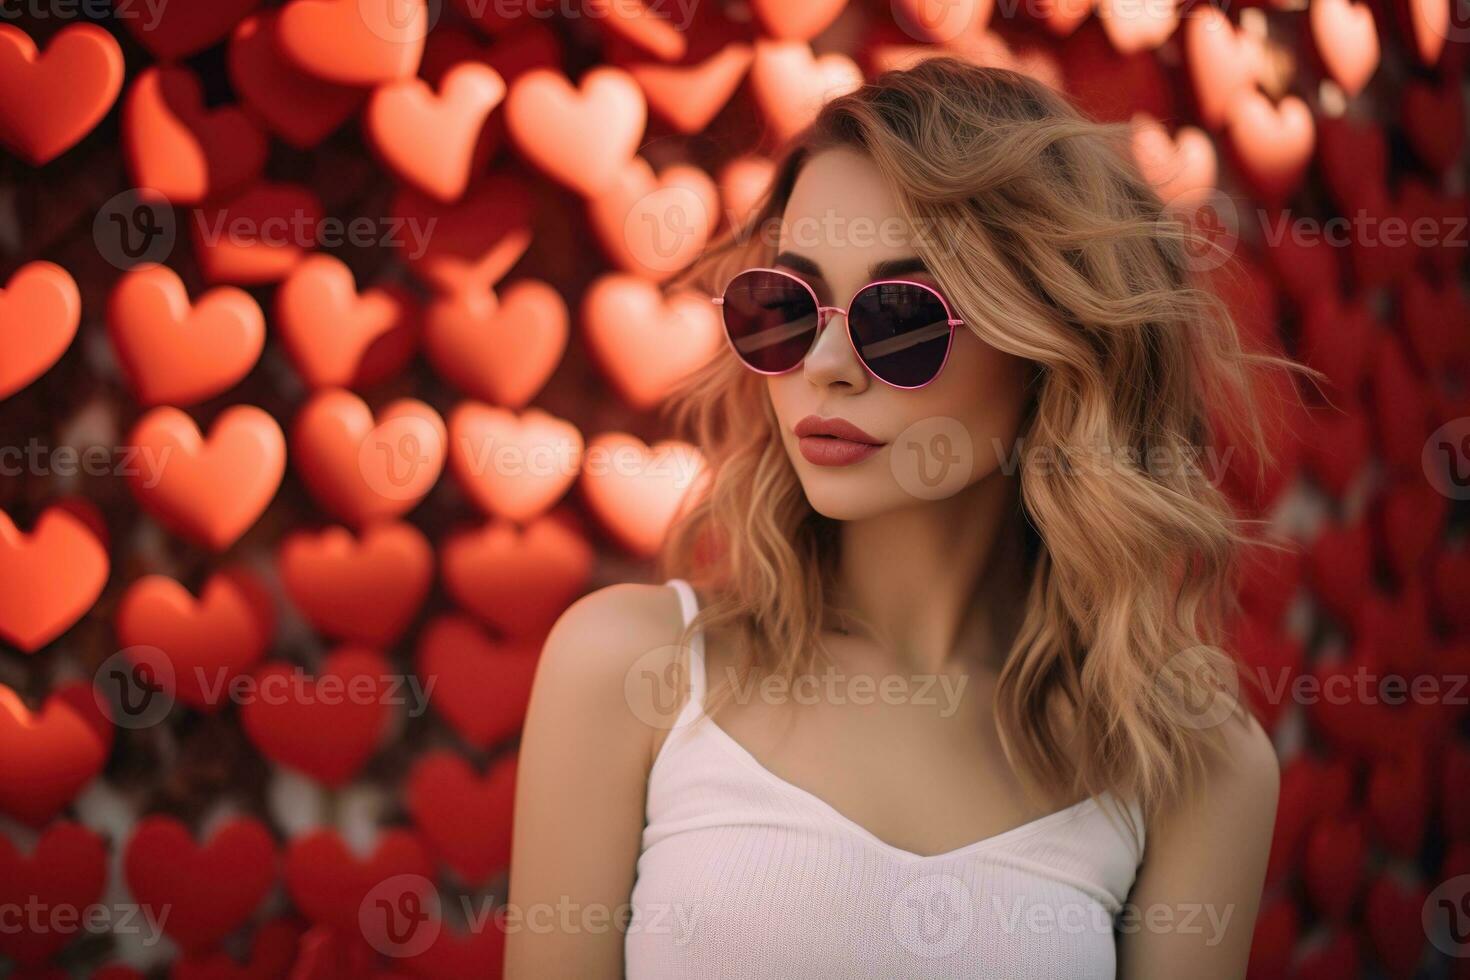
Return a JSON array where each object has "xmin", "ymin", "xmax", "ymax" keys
[{"xmin": 772, "ymin": 251, "xmax": 933, "ymax": 282}]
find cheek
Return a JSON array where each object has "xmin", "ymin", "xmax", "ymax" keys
[{"xmin": 912, "ymin": 336, "xmax": 1031, "ymax": 440}]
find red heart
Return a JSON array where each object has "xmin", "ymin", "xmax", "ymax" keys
[
  {"xmin": 406, "ymin": 750, "xmax": 517, "ymax": 885},
  {"xmin": 1306, "ymin": 518, "xmax": 1372, "ymax": 625},
  {"xmin": 291, "ymin": 923, "xmax": 408, "ymax": 980},
  {"xmin": 1376, "ymin": 480, "xmax": 1447, "ymax": 583},
  {"xmin": 580, "ymin": 434, "xmax": 707, "ymax": 557},
  {"xmin": 228, "ymin": 12, "xmax": 366, "ymax": 150},
  {"xmin": 126, "ymin": 405, "xmax": 286, "ymax": 551},
  {"xmin": 1263, "ymin": 231, "xmax": 1340, "ymax": 305},
  {"xmin": 505, "ymin": 66, "xmax": 646, "ymax": 197},
  {"xmin": 366, "ymin": 63, "xmax": 505, "ymax": 203},
  {"xmin": 171, "ymin": 918, "xmax": 303, "ymax": 980},
  {"xmin": 581, "ymin": 275, "xmax": 723, "ymax": 410},
  {"xmin": 115, "ymin": 567, "xmax": 274, "ymax": 712},
  {"xmin": 625, "ymin": 41, "xmax": 753, "ymax": 134},
  {"xmin": 587, "ymin": 161, "xmax": 718, "ymax": 280},
  {"xmin": 1303, "ymin": 403, "xmax": 1368, "ymax": 501},
  {"xmin": 1226, "ymin": 91, "xmax": 1315, "ymax": 207},
  {"xmin": 1057, "ymin": 21, "xmax": 1169, "ymax": 125},
  {"xmin": 440, "ymin": 510, "xmax": 593, "ymax": 637},
  {"xmin": 1129, "ymin": 113, "xmax": 1216, "ymax": 208},
  {"xmin": 1244, "ymin": 895, "xmax": 1298, "ymax": 980},
  {"xmin": 424, "ymin": 281, "xmax": 567, "ymax": 408},
  {"xmin": 191, "ymin": 182, "xmax": 325, "ymax": 285},
  {"xmin": 718, "ymin": 154, "xmax": 776, "ymax": 228},
  {"xmin": 1228, "ymin": 612, "xmax": 1301, "ymax": 731},
  {"xmin": 276, "ymin": 255, "xmax": 419, "ymax": 390},
  {"xmin": 284, "ymin": 828, "xmax": 431, "ymax": 932},
  {"xmin": 1368, "ymin": 751, "xmax": 1429, "ymax": 858},
  {"xmin": 0, "ymin": 500, "xmax": 108, "ymax": 652},
  {"xmin": 240, "ymin": 647, "xmax": 394, "ymax": 786},
  {"xmin": 1298, "ymin": 290, "xmax": 1376, "ymax": 401},
  {"xmin": 0, "ymin": 24, "xmax": 123, "ymax": 165},
  {"xmin": 1182, "ymin": 7, "xmax": 1262, "ymax": 129},
  {"xmin": 1403, "ymin": 76, "xmax": 1465, "ymax": 174},
  {"xmin": 1305, "ymin": 812, "xmax": 1367, "ymax": 920},
  {"xmin": 1365, "ymin": 875, "xmax": 1429, "ymax": 979},
  {"xmin": 123, "ymin": 0, "xmax": 260, "ymax": 57},
  {"xmin": 1309, "ymin": 0, "xmax": 1380, "ymax": 97},
  {"xmin": 0, "ymin": 261, "xmax": 81, "ymax": 399},
  {"xmin": 1356, "ymin": 583, "xmax": 1434, "ymax": 676},
  {"xmin": 107, "ymin": 262, "xmax": 265, "ymax": 407},
  {"xmin": 278, "ymin": 521, "xmax": 433, "ymax": 647},
  {"xmin": 1316, "ymin": 115, "xmax": 1386, "ymax": 214},
  {"xmin": 750, "ymin": 0, "xmax": 847, "ymax": 40},
  {"xmin": 0, "ymin": 685, "xmax": 109, "ymax": 826},
  {"xmin": 1215, "ymin": 361, "xmax": 1304, "ymax": 514},
  {"xmin": 448, "ymin": 404, "xmax": 583, "ymax": 522},
  {"xmin": 417, "ymin": 614, "xmax": 542, "ymax": 750},
  {"xmin": 123, "ymin": 65, "xmax": 267, "ymax": 205},
  {"xmin": 749, "ymin": 41, "xmax": 863, "ymax": 144},
  {"xmin": 586, "ymin": 0, "xmax": 688, "ymax": 61},
  {"xmin": 1443, "ymin": 741, "xmax": 1470, "ymax": 843},
  {"xmin": 277, "ymin": 0, "xmax": 427, "ymax": 85},
  {"xmin": 1431, "ymin": 548, "xmax": 1470, "ymax": 636},
  {"xmin": 1370, "ymin": 333, "xmax": 1432, "ymax": 478},
  {"xmin": 1098, "ymin": 0, "xmax": 1177, "ymax": 55},
  {"xmin": 1267, "ymin": 754, "xmax": 1352, "ymax": 886},
  {"xmin": 1236, "ymin": 538, "xmax": 1303, "ymax": 628},
  {"xmin": 291, "ymin": 389, "xmax": 446, "ymax": 527},
  {"xmin": 1403, "ymin": 272, "xmax": 1470, "ymax": 376},
  {"xmin": 0, "ymin": 822, "xmax": 106, "ymax": 966},
  {"xmin": 405, "ymin": 916, "xmax": 507, "ymax": 980},
  {"xmin": 123, "ymin": 815, "xmax": 278, "ymax": 952},
  {"xmin": 391, "ymin": 175, "xmax": 533, "ymax": 294}
]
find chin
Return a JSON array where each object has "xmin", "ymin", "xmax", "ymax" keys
[{"xmin": 792, "ymin": 457, "xmax": 905, "ymax": 521}]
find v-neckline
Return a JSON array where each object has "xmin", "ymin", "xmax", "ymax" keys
[{"xmin": 694, "ymin": 711, "xmax": 1104, "ymax": 863}]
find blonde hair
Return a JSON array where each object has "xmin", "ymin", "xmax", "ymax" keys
[{"xmin": 657, "ymin": 57, "xmax": 1305, "ymax": 816}]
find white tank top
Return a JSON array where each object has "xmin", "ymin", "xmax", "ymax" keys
[{"xmin": 625, "ymin": 578, "xmax": 1147, "ymax": 979}]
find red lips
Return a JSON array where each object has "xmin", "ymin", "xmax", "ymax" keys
[
  {"xmin": 793, "ymin": 414, "xmax": 885, "ymax": 467},
  {"xmin": 793, "ymin": 414, "xmax": 882, "ymax": 444}
]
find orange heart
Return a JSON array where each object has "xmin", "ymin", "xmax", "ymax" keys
[
  {"xmin": 749, "ymin": 41, "xmax": 863, "ymax": 145},
  {"xmin": 107, "ymin": 263, "xmax": 265, "ymax": 407},
  {"xmin": 582, "ymin": 274, "xmax": 723, "ymax": 410},
  {"xmin": 587, "ymin": 159, "xmax": 718, "ymax": 280},
  {"xmin": 415, "ymin": 617, "xmax": 540, "ymax": 749},
  {"xmin": 0, "ymin": 685, "xmax": 109, "ymax": 825},
  {"xmin": 440, "ymin": 510, "xmax": 594, "ymax": 636},
  {"xmin": 0, "ymin": 23, "xmax": 123, "ymax": 165},
  {"xmin": 1227, "ymin": 91, "xmax": 1315, "ymax": 206},
  {"xmin": 585, "ymin": 0, "xmax": 687, "ymax": 60},
  {"xmin": 891, "ymin": 0, "xmax": 993, "ymax": 41},
  {"xmin": 115, "ymin": 567, "xmax": 275, "ymax": 712},
  {"xmin": 625, "ymin": 42, "xmax": 753, "ymax": 134},
  {"xmin": 1407, "ymin": 0, "xmax": 1448, "ymax": 67},
  {"xmin": 424, "ymin": 280, "xmax": 568, "ymax": 408},
  {"xmin": 366, "ymin": 63, "xmax": 505, "ymax": 203},
  {"xmin": 1183, "ymin": 7, "xmax": 1265, "ymax": 129},
  {"xmin": 751, "ymin": 0, "xmax": 849, "ymax": 40},
  {"xmin": 291, "ymin": 389, "xmax": 446, "ymax": 526},
  {"xmin": 228, "ymin": 12, "xmax": 367, "ymax": 150},
  {"xmin": 1130, "ymin": 113, "xmax": 1217, "ymax": 209},
  {"xmin": 0, "ymin": 261, "xmax": 80, "ymax": 399},
  {"xmin": 579, "ymin": 433, "xmax": 708, "ymax": 558},
  {"xmin": 191, "ymin": 182, "xmax": 325, "ymax": 285},
  {"xmin": 278, "ymin": 521, "xmax": 433, "ymax": 646},
  {"xmin": 1310, "ymin": 0, "xmax": 1379, "ymax": 98},
  {"xmin": 504, "ymin": 66, "xmax": 647, "ymax": 197},
  {"xmin": 127, "ymin": 405, "xmax": 286, "ymax": 551},
  {"xmin": 122, "ymin": 65, "xmax": 267, "ymax": 205},
  {"xmin": 0, "ymin": 501, "xmax": 108, "ymax": 653},
  {"xmin": 718, "ymin": 154, "xmax": 777, "ymax": 227},
  {"xmin": 276, "ymin": 254, "xmax": 418, "ymax": 389},
  {"xmin": 1098, "ymin": 0, "xmax": 1177, "ymax": 54},
  {"xmin": 448, "ymin": 403, "xmax": 583, "ymax": 522},
  {"xmin": 277, "ymin": 0, "xmax": 427, "ymax": 85},
  {"xmin": 391, "ymin": 173, "xmax": 534, "ymax": 294},
  {"xmin": 405, "ymin": 747, "xmax": 519, "ymax": 884}
]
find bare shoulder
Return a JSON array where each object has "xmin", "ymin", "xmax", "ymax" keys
[{"xmin": 1150, "ymin": 710, "xmax": 1280, "ymax": 840}]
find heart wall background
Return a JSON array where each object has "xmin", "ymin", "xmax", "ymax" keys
[{"xmin": 0, "ymin": 0, "xmax": 1466, "ymax": 976}]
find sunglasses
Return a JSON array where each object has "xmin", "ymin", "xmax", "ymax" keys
[{"xmin": 712, "ymin": 267, "xmax": 966, "ymax": 389}]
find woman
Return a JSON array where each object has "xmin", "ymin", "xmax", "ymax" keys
[{"xmin": 507, "ymin": 57, "xmax": 1287, "ymax": 979}]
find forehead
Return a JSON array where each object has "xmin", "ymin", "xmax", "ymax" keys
[{"xmin": 777, "ymin": 148, "xmax": 921, "ymax": 268}]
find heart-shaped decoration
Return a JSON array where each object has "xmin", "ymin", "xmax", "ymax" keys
[
  {"xmin": 1303, "ymin": 400, "xmax": 1371, "ymax": 497},
  {"xmin": 115, "ymin": 567, "xmax": 275, "ymax": 712},
  {"xmin": 277, "ymin": 0, "xmax": 427, "ymax": 85},
  {"xmin": 279, "ymin": 521, "xmax": 433, "ymax": 647},
  {"xmin": 1268, "ymin": 755, "xmax": 1352, "ymax": 886},
  {"xmin": 448, "ymin": 403, "xmax": 583, "ymax": 522},
  {"xmin": 107, "ymin": 263, "xmax": 266, "ymax": 407},
  {"xmin": 241, "ymin": 647, "xmax": 394, "ymax": 786},
  {"xmin": 0, "ymin": 261, "xmax": 81, "ymax": 399},
  {"xmin": 440, "ymin": 510, "xmax": 593, "ymax": 637},
  {"xmin": 122, "ymin": 65, "xmax": 267, "ymax": 205},
  {"xmin": 1059, "ymin": 21, "xmax": 1170, "ymax": 125},
  {"xmin": 1367, "ymin": 752, "xmax": 1429, "ymax": 858},
  {"xmin": 0, "ymin": 500, "xmax": 109, "ymax": 652},
  {"xmin": 1402, "ymin": 76, "xmax": 1464, "ymax": 174},
  {"xmin": 1182, "ymin": 7, "xmax": 1263, "ymax": 129},
  {"xmin": 283, "ymin": 828, "xmax": 432, "ymax": 932},
  {"xmin": 1364, "ymin": 875, "xmax": 1429, "ymax": 978},
  {"xmin": 0, "ymin": 822, "xmax": 107, "ymax": 966},
  {"xmin": 1227, "ymin": 612, "xmax": 1301, "ymax": 731},
  {"xmin": 751, "ymin": 0, "xmax": 848, "ymax": 40},
  {"xmin": 626, "ymin": 41, "xmax": 753, "ymax": 134},
  {"xmin": 891, "ymin": 0, "xmax": 993, "ymax": 41},
  {"xmin": 1309, "ymin": 0, "xmax": 1379, "ymax": 97},
  {"xmin": 1245, "ymin": 896, "xmax": 1299, "ymax": 980},
  {"xmin": 171, "ymin": 918, "xmax": 302, "ymax": 980},
  {"xmin": 1316, "ymin": 115, "xmax": 1386, "ymax": 214},
  {"xmin": 424, "ymin": 280, "xmax": 568, "ymax": 408},
  {"xmin": 582, "ymin": 274, "xmax": 723, "ymax": 409},
  {"xmin": 1294, "ymin": 931, "xmax": 1360, "ymax": 980},
  {"xmin": 407, "ymin": 750, "xmax": 516, "ymax": 888},
  {"xmin": 1376, "ymin": 480, "xmax": 1447, "ymax": 584},
  {"xmin": 228, "ymin": 12, "xmax": 367, "ymax": 150},
  {"xmin": 1370, "ymin": 333, "xmax": 1432, "ymax": 478},
  {"xmin": 1098, "ymin": 0, "xmax": 1177, "ymax": 55},
  {"xmin": 1442, "ymin": 742, "xmax": 1470, "ymax": 843},
  {"xmin": 579, "ymin": 433, "xmax": 707, "ymax": 557},
  {"xmin": 1226, "ymin": 91, "xmax": 1314, "ymax": 206},
  {"xmin": 127, "ymin": 405, "xmax": 286, "ymax": 551},
  {"xmin": 1431, "ymin": 548, "xmax": 1470, "ymax": 636},
  {"xmin": 749, "ymin": 41, "xmax": 863, "ymax": 144},
  {"xmin": 123, "ymin": 815, "xmax": 278, "ymax": 952},
  {"xmin": 505, "ymin": 66, "xmax": 647, "ymax": 197},
  {"xmin": 1304, "ymin": 812, "xmax": 1367, "ymax": 920},
  {"xmin": 404, "ymin": 915, "xmax": 507, "ymax": 979},
  {"xmin": 391, "ymin": 174, "xmax": 534, "ymax": 294},
  {"xmin": 276, "ymin": 255, "xmax": 419, "ymax": 390},
  {"xmin": 718, "ymin": 154, "xmax": 776, "ymax": 228},
  {"xmin": 291, "ymin": 389, "xmax": 446, "ymax": 526},
  {"xmin": 1405, "ymin": 0, "xmax": 1449, "ymax": 66},
  {"xmin": 0, "ymin": 685, "xmax": 109, "ymax": 826},
  {"xmin": 1130, "ymin": 113, "xmax": 1216, "ymax": 208},
  {"xmin": 1235, "ymin": 538, "xmax": 1303, "ymax": 628},
  {"xmin": 366, "ymin": 63, "xmax": 505, "ymax": 202},
  {"xmin": 1298, "ymin": 289, "xmax": 1376, "ymax": 400},
  {"xmin": 1402, "ymin": 273, "xmax": 1470, "ymax": 377},
  {"xmin": 587, "ymin": 160, "xmax": 718, "ymax": 279},
  {"xmin": 123, "ymin": 0, "xmax": 262, "ymax": 58},
  {"xmin": 1306, "ymin": 518, "xmax": 1373, "ymax": 624},
  {"xmin": 0, "ymin": 23, "xmax": 124, "ymax": 165},
  {"xmin": 416, "ymin": 615, "xmax": 541, "ymax": 749},
  {"xmin": 192, "ymin": 182, "xmax": 325, "ymax": 285}
]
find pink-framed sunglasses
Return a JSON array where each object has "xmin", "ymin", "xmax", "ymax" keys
[{"xmin": 711, "ymin": 266, "xmax": 966, "ymax": 389}]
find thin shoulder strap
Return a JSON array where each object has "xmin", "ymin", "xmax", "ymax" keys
[{"xmin": 663, "ymin": 577, "xmax": 707, "ymax": 715}]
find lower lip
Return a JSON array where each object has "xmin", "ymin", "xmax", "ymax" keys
[{"xmin": 798, "ymin": 436, "xmax": 884, "ymax": 466}]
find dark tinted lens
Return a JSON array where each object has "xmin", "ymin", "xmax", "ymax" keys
[
  {"xmin": 848, "ymin": 282, "xmax": 953, "ymax": 387},
  {"xmin": 721, "ymin": 270, "xmax": 819, "ymax": 373}
]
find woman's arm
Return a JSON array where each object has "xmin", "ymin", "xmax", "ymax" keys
[
  {"xmin": 504, "ymin": 583, "xmax": 685, "ymax": 979},
  {"xmin": 1117, "ymin": 713, "xmax": 1280, "ymax": 980}
]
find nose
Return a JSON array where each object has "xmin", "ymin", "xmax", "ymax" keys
[{"xmin": 802, "ymin": 307, "xmax": 869, "ymax": 391}]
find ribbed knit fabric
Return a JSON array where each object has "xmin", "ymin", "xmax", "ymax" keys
[{"xmin": 625, "ymin": 578, "xmax": 1147, "ymax": 979}]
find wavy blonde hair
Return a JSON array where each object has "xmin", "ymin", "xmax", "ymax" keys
[{"xmin": 657, "ymin": 57, "xmax": 1303, "ymax": 816}]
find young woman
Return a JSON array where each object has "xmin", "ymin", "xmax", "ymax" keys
[{"xmin": 507, "ymin": 57, "xmax": 1285, "ymax": 979}]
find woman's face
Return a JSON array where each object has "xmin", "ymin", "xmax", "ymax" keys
[{"xmin": 764, "ymin": 148, "xmax": 1034, "ymax": 521}]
